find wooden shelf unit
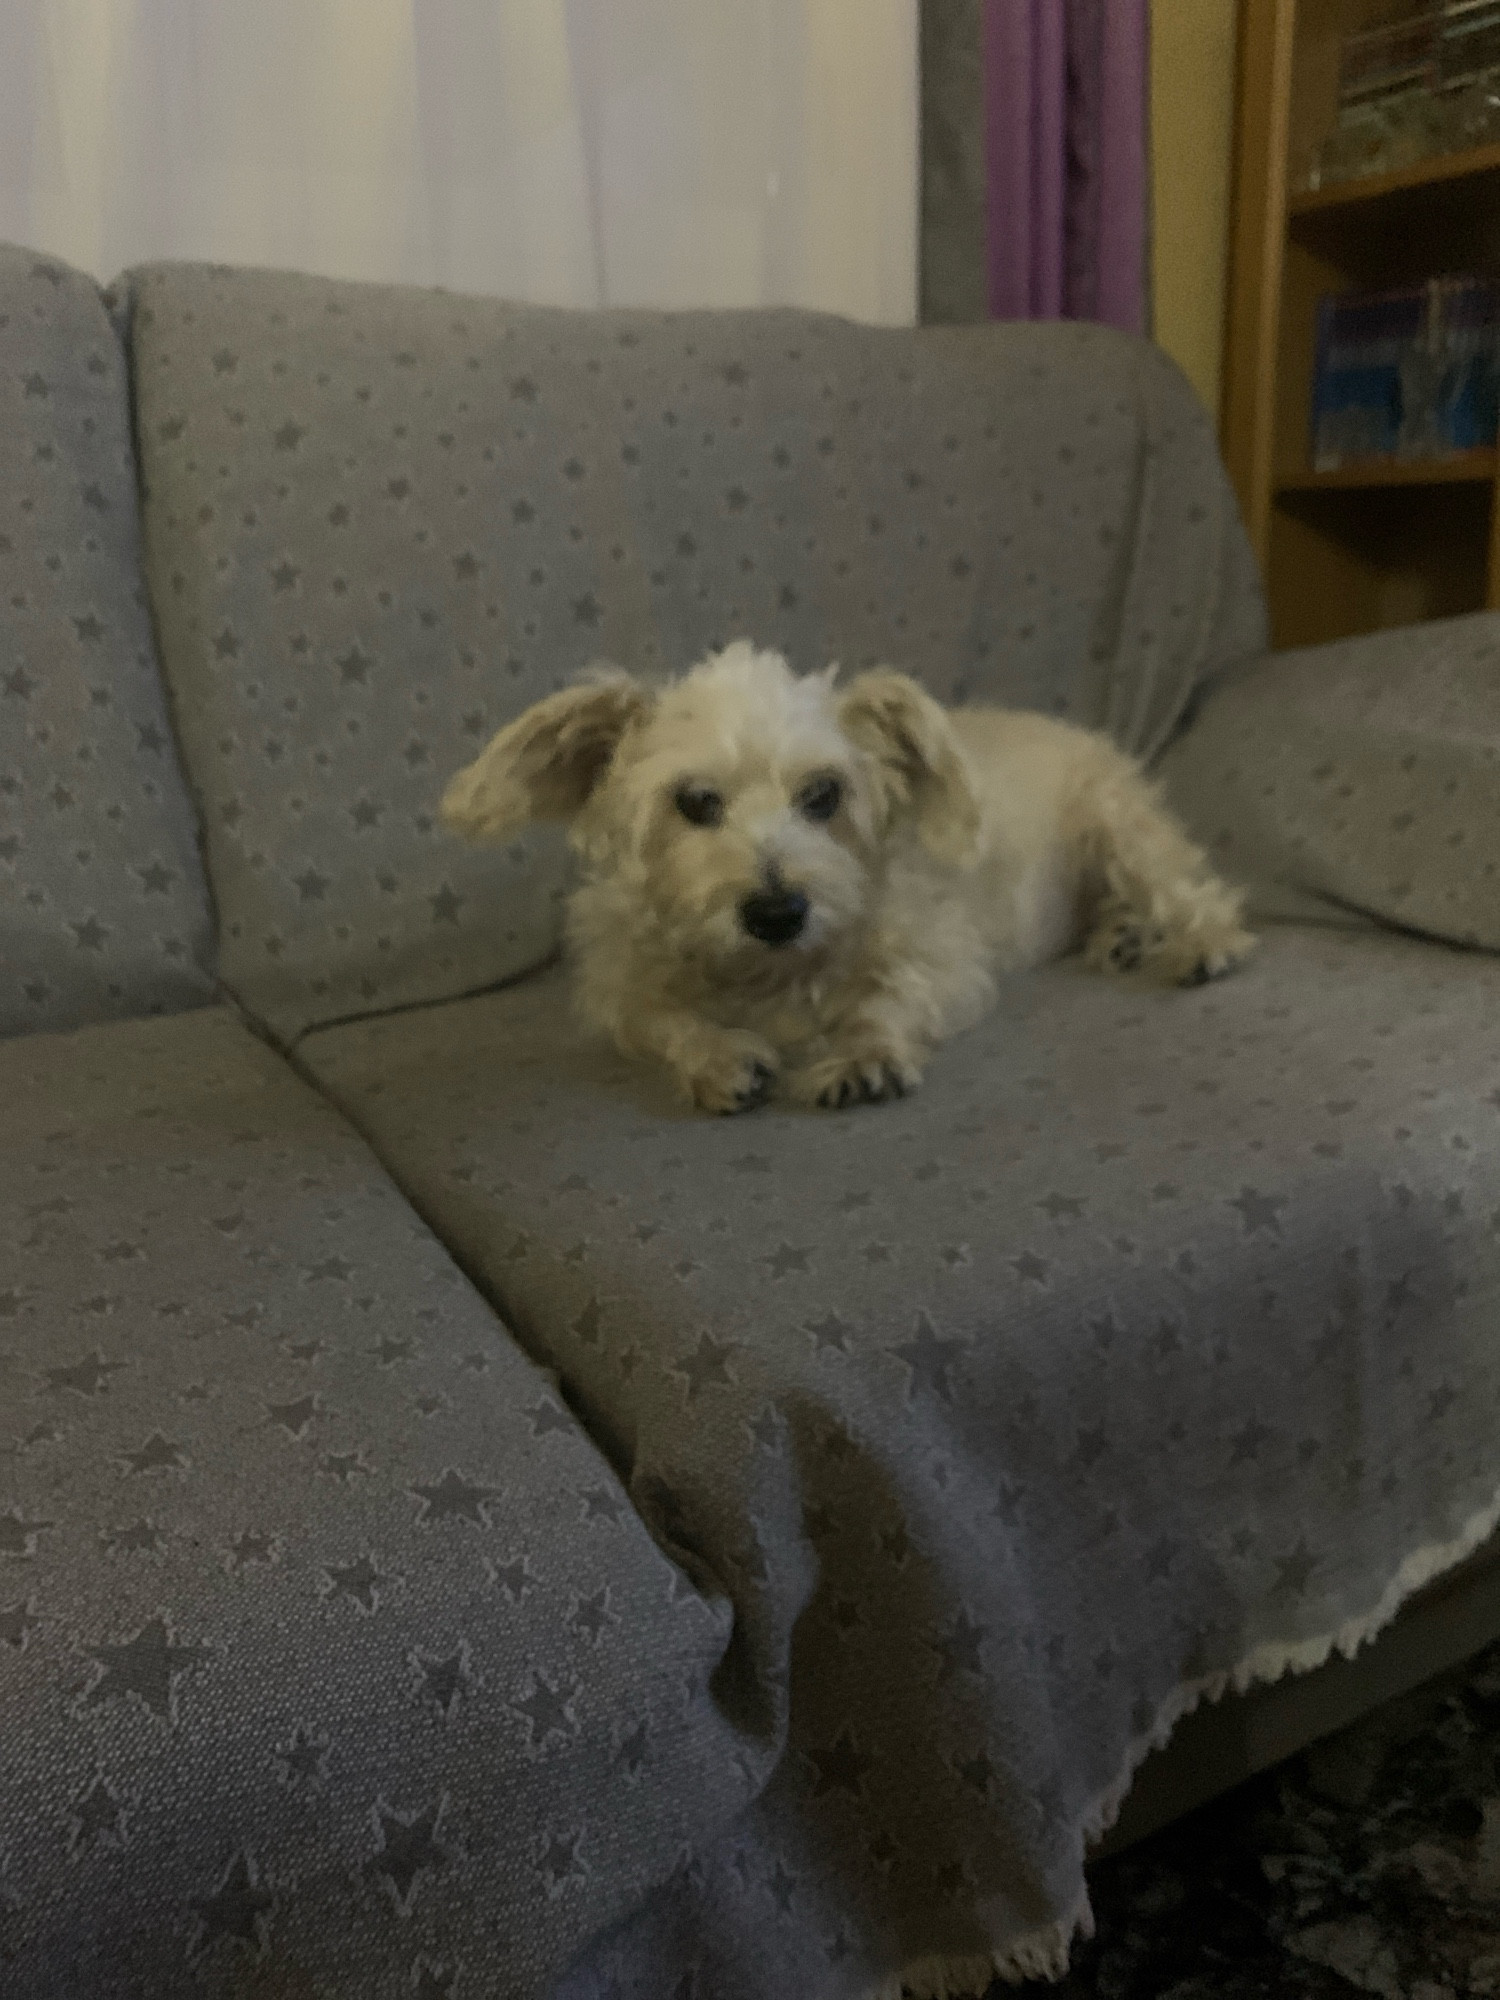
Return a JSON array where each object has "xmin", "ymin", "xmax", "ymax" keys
[
  {"xmin": 1223, "ymin": 1, "xmax": 1500, "ymax": 648},
  {"xmin": 1276, "ymin": 444, "xmax": 1498, "ymax": 487},
  {"xmin": 1288, "ymin": 135, "xmax": 1500, "ymax": 212}
]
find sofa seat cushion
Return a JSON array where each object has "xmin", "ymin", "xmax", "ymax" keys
[
  {"xmin": 128, "ymin": 260, "xmax": 1263, "ymax": 1044},
  {"xmin": 0, "ymin": 1007, "xmax": 749, "ymax": 1999},
  {"xmin": 0, "ymin": 245, "xmax": 214, "ymax": 1036},
  {"xmin": 300, "ymin": 927, "xmax": 1500, "ymax": 1994}
]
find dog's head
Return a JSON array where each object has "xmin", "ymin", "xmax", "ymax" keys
[{"xmin": 442, "ymin": 641, "xmax": 980, "ymax": 967}]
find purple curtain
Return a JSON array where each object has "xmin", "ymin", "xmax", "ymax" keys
[{"xmin": 982, "ymin": 0, "xmax": 1149, "ymax": 333}]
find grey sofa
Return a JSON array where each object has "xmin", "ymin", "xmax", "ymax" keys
[{"xmin": 4, "ymin": 241, "xmax": 1500, "ymax": 2000}]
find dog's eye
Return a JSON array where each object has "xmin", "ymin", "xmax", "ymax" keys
[
  {"xmin": 797, "ymin": 774, "xmax": 843, "ymax": 823},
  {"xmin": 673, "ymin": 783, "xmax": 724, "ymax": 828}
]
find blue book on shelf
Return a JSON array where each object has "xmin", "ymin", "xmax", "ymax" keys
[
  {"xmin": 1311, "ymin": 278, "xmax": 1500, "ymax": 469},
  {"xmin": 1440, "ymin": 279, "xmax": 1500, "ymax": 449},
  {"xmin": 1311, "ymin": 287, "xmax": 1420, "ymax": 468}
]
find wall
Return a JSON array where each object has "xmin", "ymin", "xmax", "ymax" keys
[{"xmin": 1150, "ymin": 0, "xmax": 1240, "ymax": 423}]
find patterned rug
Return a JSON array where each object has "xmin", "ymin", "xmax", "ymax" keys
[{"xmin": 1009, "ymin": 1638, "xmax": 1500, "ymax": 1998}]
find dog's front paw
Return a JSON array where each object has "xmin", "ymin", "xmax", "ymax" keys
[
  {"xmin": 677, "ymin": 1033, "xmax": 780, "ymax": 1115},
  {"xmin": 788, "ymin": 1043, "xmax": 922, "ymax": 1111}
]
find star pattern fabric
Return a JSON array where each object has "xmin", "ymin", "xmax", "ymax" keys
[
  {"xmin": 83, "ymin": 1616, "xmax": 210, "ymax": 1720},
  {"xmin": 1160, "ymin": 610, "xmax": 1500, "ymax": 953},
  {"xmin": 8, "ymin": 239, "xmax": 1500, "ymax": 2000},
  {"xmin": 188, "ymin": 1850, "xmax": 274, "ymax": 1959},
  {"xmin": 303, "ymin": 926, "xmax": 1500, "ymax": 1996},
  {"xmin": 0, "ymin": 1006, "xmax": 747, "ymax": 1996},
  {"xmin": 126, "ymin": 259, "xmax": 1262, "ymax": 1045},
  {"xmin": 0, "ymin": 246, "xmax": 214, "ymax": 1035}
]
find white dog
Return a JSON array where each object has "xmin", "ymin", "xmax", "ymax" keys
[{"xmin": 441, "ymin": 641, "xmax": 1253, "ymax": 1113}]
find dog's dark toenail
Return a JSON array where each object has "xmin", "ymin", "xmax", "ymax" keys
[
  {"xmin": 1183, "ymin": 959, "xmax": 1213, "ymax": 987},
  {"xmin": 735, "ymin": 1061, "xmax": 774, "ymax": 1110}
]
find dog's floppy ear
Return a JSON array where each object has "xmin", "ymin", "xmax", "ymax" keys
[
  {"xmin": 839, "ymin": 669, "xmax": 981, "ymax": 866},
  {"xmin": 441, "ymin": 668, "xmax": 652, "ymax": 839}
]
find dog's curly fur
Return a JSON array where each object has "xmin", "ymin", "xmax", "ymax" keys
[{"xmin": 442, "ymin": 641, "xmax": 1254, "ymax": 1113}]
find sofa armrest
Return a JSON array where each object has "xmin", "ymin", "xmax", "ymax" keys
[{"xmin": 1156, "ymin": 610, "xmax": 1500, "ymax": 949}]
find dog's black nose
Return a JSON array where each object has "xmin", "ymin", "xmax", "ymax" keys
[{"xmin": 740, "ymin": 887, "xmax": 809, "ymax": 946}]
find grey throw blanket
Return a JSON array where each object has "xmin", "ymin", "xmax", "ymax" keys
[{"xmin": 304, "ymin": 921, "xmax": 1500, "ymax": 1994}]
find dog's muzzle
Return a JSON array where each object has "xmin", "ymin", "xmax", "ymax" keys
[{"xmin": 739, "ymin": 886, "xmax": 809, "ymax": 946}]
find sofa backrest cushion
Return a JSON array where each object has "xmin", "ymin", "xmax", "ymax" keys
[
  {"xmin": 0, "ymin": 246, "xmax": 215, "ymax": 1036},
  {"xmin": 128, "ymin": 262, "xmax": 1265, "ymax": 1044},
  {"xmin": 1159, "ymin": 610, "xmax": 1500, "ymax": 951}
]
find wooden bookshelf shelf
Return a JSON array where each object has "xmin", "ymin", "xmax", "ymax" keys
[
  {"xmin": 1289, "ymin": 139, "xmax": 1500, "ymax": 216},
  {"xmin": 1276, "ymin": 448, "xmax": 1499, "ymax": 491},
  {"xmin": 1223, "ymin": 1, "xmax": 1500, "ymax": 651}
]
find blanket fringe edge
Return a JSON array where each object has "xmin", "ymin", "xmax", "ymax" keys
[
  {"xmin": 861, "ymin": 1479, "xmax": 1500, "ymax": 1999},
  {"xmin": 864, "ymin": 1885, "xmax": 1093, "ymax": 1997},
  {"xmin": 1083, "ymin": 1476, "xmax": 1500, "ymax": 1852}
]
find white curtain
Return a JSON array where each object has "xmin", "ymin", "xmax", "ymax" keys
[{"xmin": 0, "ymin": 0, "xmax": 916, "ymax": 325}]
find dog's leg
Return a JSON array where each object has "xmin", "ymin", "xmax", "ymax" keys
[
  {"xmin": 621, "ymin": 1007, "xmax": 780, "ymax": 1115},
  {"xmin": 787, "ymin": 1043, "xmax": 923, "ymax": 1108},
  {"xmin": 1077, "ymin": 755, "xmax": 1254, "ymax": 986},
  {"xmin": 785, "ymin": 1035, "xmax": 923, "ymax": 1110},
  {"xmin": 784, "ymin": 904, "xmax": 997, "ymax": 1111},
  {"xmin": 783, "ymin": 984, "xmax": 928, "ymax": 1111},
  {"xmin": 573, "ymin": 932, "xmax": 781, "ymax": 1114}
]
